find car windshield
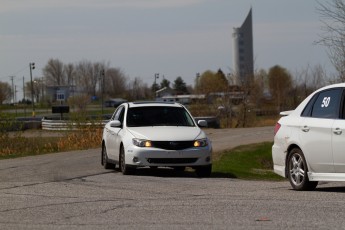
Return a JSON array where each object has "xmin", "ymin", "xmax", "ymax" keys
[{"xmin": 127, "ymin": 106, "xmax": 195, "ymax": 127}]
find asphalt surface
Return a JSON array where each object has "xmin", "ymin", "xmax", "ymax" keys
[{"xmin": 2, "ymin": 126, "xmax": 345, "ymax": 229}]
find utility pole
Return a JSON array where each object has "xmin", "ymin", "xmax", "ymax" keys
[
  {"xmin": 14, "ymin": 85, "xmax": 17, "ymax": 103},
  {"xmin": 153, "ymin": 73, "xmax": 159, "ymax": 98},
  {"xmin": 15, "ymin": 85, "xmax": 17, "ymax": 116},
  {"xmin": 29, "ymin": 62, "xmax": 35, "ymax": 117},
  {"xmin": 100, "ymin": 69, "xmax": 105, "ymax": 115},
  {"xmin": 23, "ymin": 76, "xmax": 26, "ymax": 117},
  {"xmin": 10, "ymin": 76, "xmax": 15, "ymax": 104}
]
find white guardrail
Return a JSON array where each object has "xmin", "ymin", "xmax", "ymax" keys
[{"xmin": 41, "ymin": 118, "xmax": 108, "ymax": 131}]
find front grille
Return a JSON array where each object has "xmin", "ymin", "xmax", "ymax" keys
[
  {"xmin": 152, "ymin": 141, "xmax": 194, "ymax": 150},
  {"xmin": 147, "ymin": 158, "xmax": 197, "ymax": 164}
]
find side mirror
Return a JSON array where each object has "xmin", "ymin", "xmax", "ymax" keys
[
  {"xmin": 197, "ymin": 120, "xmax": 207, "ymax": 128},
  {"xmin": 109, "ymin": 120, "xmax": 122, "ymax": 128}
]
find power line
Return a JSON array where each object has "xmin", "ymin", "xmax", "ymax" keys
[{"xmin": 0, "ymin": 65, "xmax": 30, "ymax": 80}]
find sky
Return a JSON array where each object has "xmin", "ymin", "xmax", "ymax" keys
[{"xmin": 0, "ymin": 0, "xmax": 333, "ymax": 100}]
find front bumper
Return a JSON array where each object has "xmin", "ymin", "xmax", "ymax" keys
[{"xmin": 125, "ymin": 146, "xmax": 212, "ymax": 167}]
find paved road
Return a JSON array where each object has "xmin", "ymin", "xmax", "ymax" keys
[{"xmin": 2, "ymin": 127, "xmax": 345, "ymax": 229}]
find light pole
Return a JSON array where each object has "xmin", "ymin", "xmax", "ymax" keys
[
  {"xmin": 100, "ymin": 69, "xmax": 105, "ymax": 115},
  {"xmin": 23, "ymin": 76, "xmax": 27, "ymax": 117},
  {"xmin": 29, "ymin": 62, "xmax": 35, "ymax": 117},
  {"xmin": 154, "ymin": 73, "xmax": 159, "ymax": 97}
]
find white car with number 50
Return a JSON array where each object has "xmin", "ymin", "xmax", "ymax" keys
[
  {"xmin": 101, "ymin": 102, "xmax": 212, "ymax": 177},
  {"xmin": 273, "ymin": 83, "xmax": 345, "ymax": 190}
]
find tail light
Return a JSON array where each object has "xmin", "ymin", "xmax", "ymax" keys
[{"xmin": 274, "ymin": 123, "xmax": 281, "ymax": 136}]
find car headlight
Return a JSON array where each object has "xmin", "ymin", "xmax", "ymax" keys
[
  {"xmin": 194, "ymin": 138, "xmax": 208, "ymax": 147},
  {"xmin": 132, "ymin": 138, "xmax": 152, "ymax": 147}
]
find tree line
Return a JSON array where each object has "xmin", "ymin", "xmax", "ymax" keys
[
  {"xmin": 0, "ymin": 60, "xmax": 333, "ymax": 109},
  {"xmin": 2, "ymin": 0, "xmax": 345, "ymax": 111}
]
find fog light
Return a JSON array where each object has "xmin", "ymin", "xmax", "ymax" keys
[
  {"xmin": 205, "ymin": 156, "xmax": 211, "ymax": 162},
  {"xmin": 133, "ymin": 157, "xmax": 139, "ymax": 163}
]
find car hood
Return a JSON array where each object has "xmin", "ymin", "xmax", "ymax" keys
[{"xmin": 126, "ymin": 126, "xmax": 206, "ymax": 141}]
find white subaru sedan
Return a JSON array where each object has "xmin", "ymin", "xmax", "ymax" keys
[
  {"xmin": 101, "ymin": 102, "xmax": 212, "ymax": 177},
  {"xmin": 273, "ymin": 83, "xmax": 345, "ymax": 190}
]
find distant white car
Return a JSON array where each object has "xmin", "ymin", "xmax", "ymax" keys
[
  {"xmin": 101, "ymin": 102, "xmax": 212, "ymax": 177},
  {"xmin": 273, "ymin": 83, "xmax": 345, "ymax": 190}
]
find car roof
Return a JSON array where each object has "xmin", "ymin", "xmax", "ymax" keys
[
  {"xmin": 315, "ymin": 83, "xmax": 345, "ymax": 92},
  {"xmin": 127, "ymin": 101, "xmax": 183, "ymax": 108}
]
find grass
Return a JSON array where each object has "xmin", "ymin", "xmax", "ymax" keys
[
  {"xmin": 212, "ymin": 142, "xmax": 284, "ymax": 180},
  {"xmin": 0, "ymin": 128, "xmax": 103, "ymax": 160}
]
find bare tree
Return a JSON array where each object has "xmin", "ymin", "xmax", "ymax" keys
[
  {"xmin": 317, "ymin": 0, "xmax": 345, "ymax": 80},
  {"xmin": 75, "ymin": 61, "xmax": 92, "ymax": 95},
  {"xmin": 0, "ymin": 81, "xmax": 11, "ymax": 104},
  {"xmin": 75, "ymin": 61, "xmax": 107, "ymax": 96},
  {"xmin": 105, "ymin": 68, "xmax": 127, "ymax": 98},
  {"xmin": 64, "ymin": 63, "xmax": 75, "ymax": 86},
  {"xmin": 43, "ymin": 58, "xmax": 65, "ymax": 85},
  {"xmin": 127, "ymin": 77, "xmax": 149, "ymax": 100}
]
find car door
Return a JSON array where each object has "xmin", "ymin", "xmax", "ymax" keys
[
  {"xmin": 331, "ymin": 89, "xmax": 345, "ymax": 173},
  {"xmin": 105, "ymin": 106, "xmax": 125, "ymax": 160},
  {"xmin": 299, "ymin": 88, "xmax": 342, "ymax": 173}
]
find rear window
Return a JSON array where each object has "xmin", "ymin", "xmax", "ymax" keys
[{"xmin": 127, "ymin": 106, "xmax": 195, "ymax": 127}]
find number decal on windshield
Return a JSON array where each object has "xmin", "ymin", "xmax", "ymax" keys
[{"xmin": 321, "ymin": 97, "xmax": 331, "ymax": 108}]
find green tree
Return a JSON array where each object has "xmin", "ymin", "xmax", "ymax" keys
[
  {"xmin": 268, "ymin": 65, "xmax": 292, "ymax": 111},
  {"xmin": 151, "ymin": 83, "xmax": 159, "ymax": 93},
  {"xmin": 173, "ymin": 76, "xmax": 188, "ymax": 95},
  {"xmin": 196, "ymin": 69, "xmax": 229, "ymax": 95},
  {"xmin": 0, "ymin": 81, "xmax": 11, "ymax": 104},
  {"xmin": 160, "ymin": 78, "xmax": 170, "ymax": 89}
]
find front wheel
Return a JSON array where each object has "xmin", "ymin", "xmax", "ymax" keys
[
  {"xmin": 119, "ymin": 146, "xmax": 135, "ymax": 175},
  {"xmin": 287, "ymin": 148, "xmax": 318, "ymax": 191},
  {"xmin": 102, "ymin": 144, "xmax": 115, "ymax": 169}
]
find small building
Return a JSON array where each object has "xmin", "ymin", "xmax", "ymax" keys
[{"xmin": 45, "ymin": 86, "xmax": 71, "ymax": 103}]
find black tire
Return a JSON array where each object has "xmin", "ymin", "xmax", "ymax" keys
[
  {"xmin": 119, "ymin": 146, "xmax": 135, "ymax": 175},
  {"xmin": 287, "ymin": 148, "xmax": 318, "ymax": 191},
  {"xmin": 102, "ymin": 144, "xmax": 115, "ymax": 169},
  {"xmin": 195, "ymin": 165, "xmax": 212, "ymax": 177}
]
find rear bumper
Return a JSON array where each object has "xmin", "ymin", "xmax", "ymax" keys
[{"xmin": 272, "ymin": 144, "xmax": 287, "ymax": 178}]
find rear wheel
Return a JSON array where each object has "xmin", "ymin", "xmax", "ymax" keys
[
  {"xmin": 119, "ymin": 146, "xmax": 135, "ymax": 175},
  {"xmin": 102, "ymin": 144, "xmax": 115, "ymax": 169},
  {"xmin": 195, "ymin": 165, "xmax": 212, "ymax": 177},
  {"xmin": 287, "ymin": 148, "xmax": 318, "ymax": 191}
]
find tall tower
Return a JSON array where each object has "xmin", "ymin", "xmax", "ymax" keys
[{"xmin": 232, "ymin": 8, "xmax": 253, "ymax": 85}]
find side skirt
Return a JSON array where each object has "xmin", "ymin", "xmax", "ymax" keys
[{"xmin": 308, "ymin": 172, "xmax": 345, "ymax": 181}]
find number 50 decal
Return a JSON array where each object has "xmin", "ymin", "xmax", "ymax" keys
[{"xmin": 321, "ymin": 97, "xmax": 331, "ymax": 108}]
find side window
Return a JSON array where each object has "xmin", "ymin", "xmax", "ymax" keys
[
  {"xmin": 117, "ymin": 107, "xmax": 125, "ymax": 123},
  {"xmin": 310, "ymin": 88, "xmax": 343, "ymax": 119},
  {"xmin": 111, "ymin": 106, "xmax": 124, "ymax": 121},
  {"xmin": 301, "ymin": 94, "xmax": 317, "ymax": 117}
]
